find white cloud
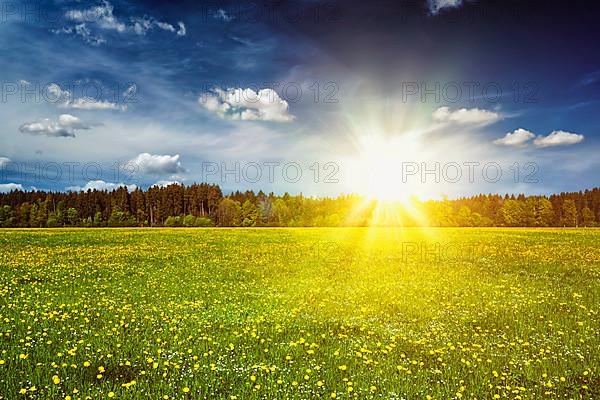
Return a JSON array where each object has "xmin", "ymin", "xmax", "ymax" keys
[
  {"xmin": 176, "ymin": 22, "xmax": 186, "ymax": 36},
  {"xmin": 66, "ymin": 0, "xmax": 126, "ymax": 32},
  {"xmin": 428, "ymin": 0, "xmax": 464, "ymax": 15},
  {"xmin": 130, "ymin": 153, "xmax": 184, "ymax": 175},
  {"xmin": 534, "ymin": 130, "xmax": 584, "ymax": 148},
  {"xmin": 493, "ymin": 128, "xmax": 585, "ymax": 148},
  {"xmin": 52, "ymin": 24, "xmax": 107, "ymax": 46},
  {"xmin": 0, "ymin": 157, "xmax": 11, "ymax": 168},
  {"xmin": 152, "ymin": 180, "xmax": 181, "ymax": 188},
  {"xmin": 132, "ymin": 17, "xmax": 184, "ymax": 36},
  {"xmin": 19, "ymin": 114, "xmax": 91, "ymax": 138},
  {"xmin": 0, "ymin": 183, "xmax": 24, "ymax": 193},
  {"xmin": 46, "ymin": 83, "xmax": 71, "ymax": 103},
  {"xmin": 493, "ymin": 128, "xmax": 535, "ymax": 147},
  {"xmin": 66, "ymin": 97, "xmax": 126, "ymax": 111},
  {"xmin": 214, "ymin": 9, "xmax": 233, "ymax": 22},
  {"xmin": 432, "ymin": 106, "xmax": 500, "ymax": 126},
  {"xmin": 123, "ymin": 84, "xmax": 137, "ymax": 98},
  {"xmin": 67, "ymin": 180, "xmax": 137, "ymax": 192},
  {"xmin": 44, "ymin": 83, "xmax": 125, "ymax": 111},
  {"xmin": 199, "ymin": 88, "xmax": 294, "ymax": 122},
  {"xmin": 63, "ymin": 0, "xmax": 185, "ymax": 44}
]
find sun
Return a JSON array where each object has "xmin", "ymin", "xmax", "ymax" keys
[
  {"xmin": 336, "ymin": 131, "xmax": 437, "ymax": 227},
  {"xmin": 355, "ymin": 134, "xmax": 420, "ymax": 203},
  {"xmin": 362, "ymin": 145, "xmax": 408, "ymax": 202}
]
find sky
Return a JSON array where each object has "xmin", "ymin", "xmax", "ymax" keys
[{"xmin": 1, "ymin": 0, "xmax": 599, "ymax": 199}]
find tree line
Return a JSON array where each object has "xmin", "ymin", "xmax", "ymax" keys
[{"xmin": 0, "ymin": 184, "xmax": 599, "ymax": 227}]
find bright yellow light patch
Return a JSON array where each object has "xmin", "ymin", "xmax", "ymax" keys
[{"xmin": 355, "ymin": 135, "xmax": 420, "ymax": 203}]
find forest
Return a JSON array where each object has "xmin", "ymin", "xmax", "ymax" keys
[{"xmin": 0, "ymin": 184, "xmax": 599, "ymax": 227}]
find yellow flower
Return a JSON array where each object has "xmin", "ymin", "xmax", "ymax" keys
[
  {"xmin": 52, "ymin": 375, "xmax": 61, "ymax": 384},
  {"xmin": 20, "ymin": 389, "xmax": 27, "ymax": 394},
  {"xmin": 182, "ymin": 387, "xmax": 190, "ymax": 393},
  {"xmin": 338, "ymin": 365, "xmax": 347, "ymax": 371},
  {"xmin": 108, "ymin": 392, "xmax": 115, "ymax": 398}
]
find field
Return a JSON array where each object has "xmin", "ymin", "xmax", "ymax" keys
[{"xmin": 0, "ymin": 228, "xmax": 598, "ymax": 399}]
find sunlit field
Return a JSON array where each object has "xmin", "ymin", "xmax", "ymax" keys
[{"xmin": 1, "ymin": 228, "xmax": 599, "ymax": 399}]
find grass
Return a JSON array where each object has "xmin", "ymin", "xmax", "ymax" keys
[{"xmin": 0, "ymin": 228, "xmax": 598, "ymax": 399}]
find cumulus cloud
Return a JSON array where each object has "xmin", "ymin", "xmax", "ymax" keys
[
  {"xmin": 534, "ymin": 130, "xmax": 584, "ymax": 148},
  {"xmin": 67, "ymin": 180, "xmax": 137, "ymax": 192},
  {"xmin": 428, "ymin": 0, "xmax": 465, "ymax": 15},
  {"xmin": 494, "ymin": 128, "xmax": 584, "ymax": 148},
  {"xmin": 199, "ymin": 88, "xmax": 294, "ymax": 122},
  {"xmin": 130, "ymin": 153, "xmax": 185, "ymax": 175},
  {"xmin": 0, "ymin": 183, "xmax": 24, "ymax": 193},
  {"xmin": 46, "ymin": 83, "xmax": 71, "ymax": 103},
  {"xmin": 493, "ymin": 128, "xmax": 535, "ymax": 147},
  {"xmin": 433, "ymin": 106, "xmax": 500, "ymax": 126},
  {"xmin": 62, "ymin": 0, "xmax": 185, "ymax": 44},
  {"xmin": 19, "ymin": 114, "xmax": 92, "ymax": 138}
]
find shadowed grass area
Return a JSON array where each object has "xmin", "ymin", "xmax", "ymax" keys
[{"xmin": 0, "ymin": 228, "xmax": 598, "ymax": 399}]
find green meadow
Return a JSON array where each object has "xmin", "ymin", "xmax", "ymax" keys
[{"xmin": 0, "ymin": 228, "xmax": 598, "ymax": 399}]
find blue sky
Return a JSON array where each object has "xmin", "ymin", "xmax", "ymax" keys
[{"xmin": 1, "ymin": 0, "xmax": 599, "ymax": 198}]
